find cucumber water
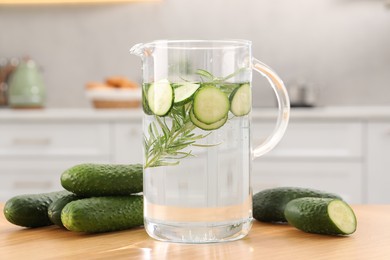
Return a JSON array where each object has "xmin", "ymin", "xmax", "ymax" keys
[{"xmin": 142, "ymin": 78, "xmax": 253, "ymax": 242}]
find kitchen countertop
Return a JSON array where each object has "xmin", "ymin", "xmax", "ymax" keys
[
  {"xmin": 1, "ymin": 204, "xmax": 390, "ymax": 259},
  {"xmin": 1, "ymin": 106, "xmax": 390, "ymax": 123}
]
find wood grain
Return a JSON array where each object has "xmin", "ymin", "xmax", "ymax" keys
[{"xmin": 1, "ymin": 204, "xmax": 390, "ymax": 259}]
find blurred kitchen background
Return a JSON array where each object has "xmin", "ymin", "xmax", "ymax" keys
[
  {"xmin": 1, "ymin": 0, "xmax": 389, "ymax": 107},
  {"xmin": 0, "ymin": 0, "xmax": 390, "ymax": 204}
]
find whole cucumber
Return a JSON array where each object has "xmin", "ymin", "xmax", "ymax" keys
[
  {"xmin": 3, "ymin": 190, "xmax": 73, "ymax": 228},
  {"xmin": 47, "ymin": 193, "xmax": 82, "ymax": 228},
  {"xmin": 61, "ymin": 195, "xmax": 143, "ymax": 233},
  {"xmin": 253, "ymin": 187, "xmax": 342, "ymax": 223},
  {"xmin": 61, "ymin": 163, "xmax": 143, "ymax": 196}
]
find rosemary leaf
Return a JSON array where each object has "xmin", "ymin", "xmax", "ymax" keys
[
  {"xmin": 196, "ymin": 69, "xmax": 215, "ymax": 81},
  {"xmin": 220, "ymin": 67, "xmax": 248, "ymax": 82}
]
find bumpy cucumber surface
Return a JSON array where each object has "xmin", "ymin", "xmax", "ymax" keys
[
  {"xmin": 253, "ymin": 187, "xmax": 342, "ymax": 223},
  {"xmin": 61, "ymin": 163, "xmax": 143, "ymax": 196},
  {"xmin": 3, "ymin": 190, "xmax": 72, "ymax": 228},
  {"xmin": 284, "ymin": 197, "xmax": 357, "ymax": 235},
  {"xmin": 48, "ymin": 193, "xmax": 82, "ymax": 228},
  {"xmin": 61, "ymin": 195, "xmax": 143, "ymax": 233}
]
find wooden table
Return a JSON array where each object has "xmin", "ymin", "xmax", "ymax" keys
[{"xmin": 1, "ymin": 204, "xmax": 390, "ymax": 259}]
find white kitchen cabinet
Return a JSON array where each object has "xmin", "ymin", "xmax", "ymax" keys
[
  {"xmin": 111, "ymin": 122, "xmax": 143, "ymax": 164},
  {"xmin": 252, "ymin": 121, "xmax": 363, "ymax": 159},
  {"xmin": 0, "ymin": 123, "xmax": 111, "ymax": 160},
  {"xmin": 0, "ymin": 122, "xmax": 112, "ymax": 201},
  {"xmin": 0, "ymin": 159, "xmax": 108, "ymax": 200},
  {"xmin": 252, "ymin": 121, "xmax": 364, "ymax": 203},
  {"xmin": 252, "ymin": 161, "xmax": 363, "ymax": 203},
  {"xmin": 367, "ymin": 122, "xmax": 390, "ymax": 203},
  {"xmin": 0, "ymin": 108, "xmax": 389, "ymax": 204}
]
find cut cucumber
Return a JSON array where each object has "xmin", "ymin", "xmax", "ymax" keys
[
  {"xmin": 147, "ymin": 79, "xmax": 174, "ymax": 116},
  {"xmin": 142, "ymin": 83, "xmax": 153, "ymax": 115},
  {"xmin": 173, "ymin": 82, "xmax": 200, "ymax": 105},
  {"xmin": 193, "ymin": 84, "xmax": 230, "ymax": 124},
  {"xmin": 229, "ymin": 83, "xmax": 251, "ymax": 116},
  {"xmin": 284, "ymin": 197, "xmax": 357, "ymax": 236},
  {"xmin": 190, "ymin": 108, "xmax": 228, "ymax": 130},
  {"xmin": 253, "ymin": 187, "xmax": 342, "ymax": 223}
]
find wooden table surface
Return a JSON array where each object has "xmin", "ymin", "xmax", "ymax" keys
[{"xmin": 1, "ymin": 204, "xmax": 390, "ymax": 259}]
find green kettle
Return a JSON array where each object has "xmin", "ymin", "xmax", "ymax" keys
[{"xmin": 8, "ymin": 58, "xmax": 45, "ymax": 108}]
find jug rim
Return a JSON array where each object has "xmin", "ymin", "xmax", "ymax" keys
[{"xmin": 139, "ymin": 39, "xmax": 252, "ymax": 50}]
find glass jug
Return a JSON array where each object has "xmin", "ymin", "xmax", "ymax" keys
[{"xmin": 130, "ymin": 40, "xmax": 290, "ymax": 243}]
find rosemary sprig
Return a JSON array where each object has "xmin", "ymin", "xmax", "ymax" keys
[
  {"xmin": 144, "ymin": 105, "xmax": 209, "ymax": 168},
  {"xmin": 196, "ymin": 68, "xmax": 248, "ymax": 95},
  {"xmin": 196, "ymin": 67, "xmax": 248, "ymax": 83}
]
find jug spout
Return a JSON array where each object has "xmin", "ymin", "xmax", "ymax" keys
[{"xmin": 130, "ymin": 43, "xmax": 146, "ymax": 57}]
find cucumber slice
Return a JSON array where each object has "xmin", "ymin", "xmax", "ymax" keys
[
  {"xmin": 190, "ymin": 108, "xmax": 228, "ymax": 130},
  {"xmin": 142, "ymin": 83, "xmax": 153, "ymax": 115},
  {"xmin": 229, "ymin": 83, "xmax": 251, "ymax": 116},
  {"xmin": 173, "ymin": 82, "xmax": 200, "ymax": 105},
  {"xmin": 147, "ymin": 79, "xmax": 174, "ymax": 116},
  {"xmin": 284, "ymin": 197, "xmax": 357, "ymax": 236},
  {"xmin": 193, "ymin": 84, "xmax": 230, "ymax": 124}
]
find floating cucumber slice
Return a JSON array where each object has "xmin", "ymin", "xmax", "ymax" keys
[
  {"xmin": 192, "ymin": 84, "xmax": 230, "ymax": 124},
  {"xmin": 173, "ymin": 82, "xmax": 200, "ymax": 105},
  {"xmin": 142, "ymin": 83, "xmax": 153, "ymax": 115},
  {"xmin": 229, "ymin": 83, "xmax": 251, "ymax": 116},
  {"xmin": 190, "ymin": 108, "xmax": 228, "ymax": 130},
  {"xmin": 147, "ymin": 79, "xmax": 174, "ymax": 116}
]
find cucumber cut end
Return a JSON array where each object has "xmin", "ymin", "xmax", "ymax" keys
[{"xmin": 328, "ymin": 200, "xmax": 357, "ymax": 235}]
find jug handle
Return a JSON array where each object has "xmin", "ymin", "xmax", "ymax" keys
[{"xmin": 252, "ymin": 58, "xmax": 290, "ymax": 159}]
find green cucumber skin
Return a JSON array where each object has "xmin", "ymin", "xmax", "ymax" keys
[
  {"xmin": 48, "ymin": 193, "xmax": 82, "ymax": 228},
  {"xmin": 284, "ymin": 197, "xmax": 356, "ymax": 235},
  {"xmin": 3, "ymin": 190, "xmax": 73, "ymax": 228},
  {"xmin": 253, "ymin": 187, "xmax": 342, "ymax": 223},
  {"xmin": 61, "ymin": 196, "xmax": 143, "ymax": 233},
  {"xmin": 61, "ymin": 163, "xmax": 143, "ymax": 197}
]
